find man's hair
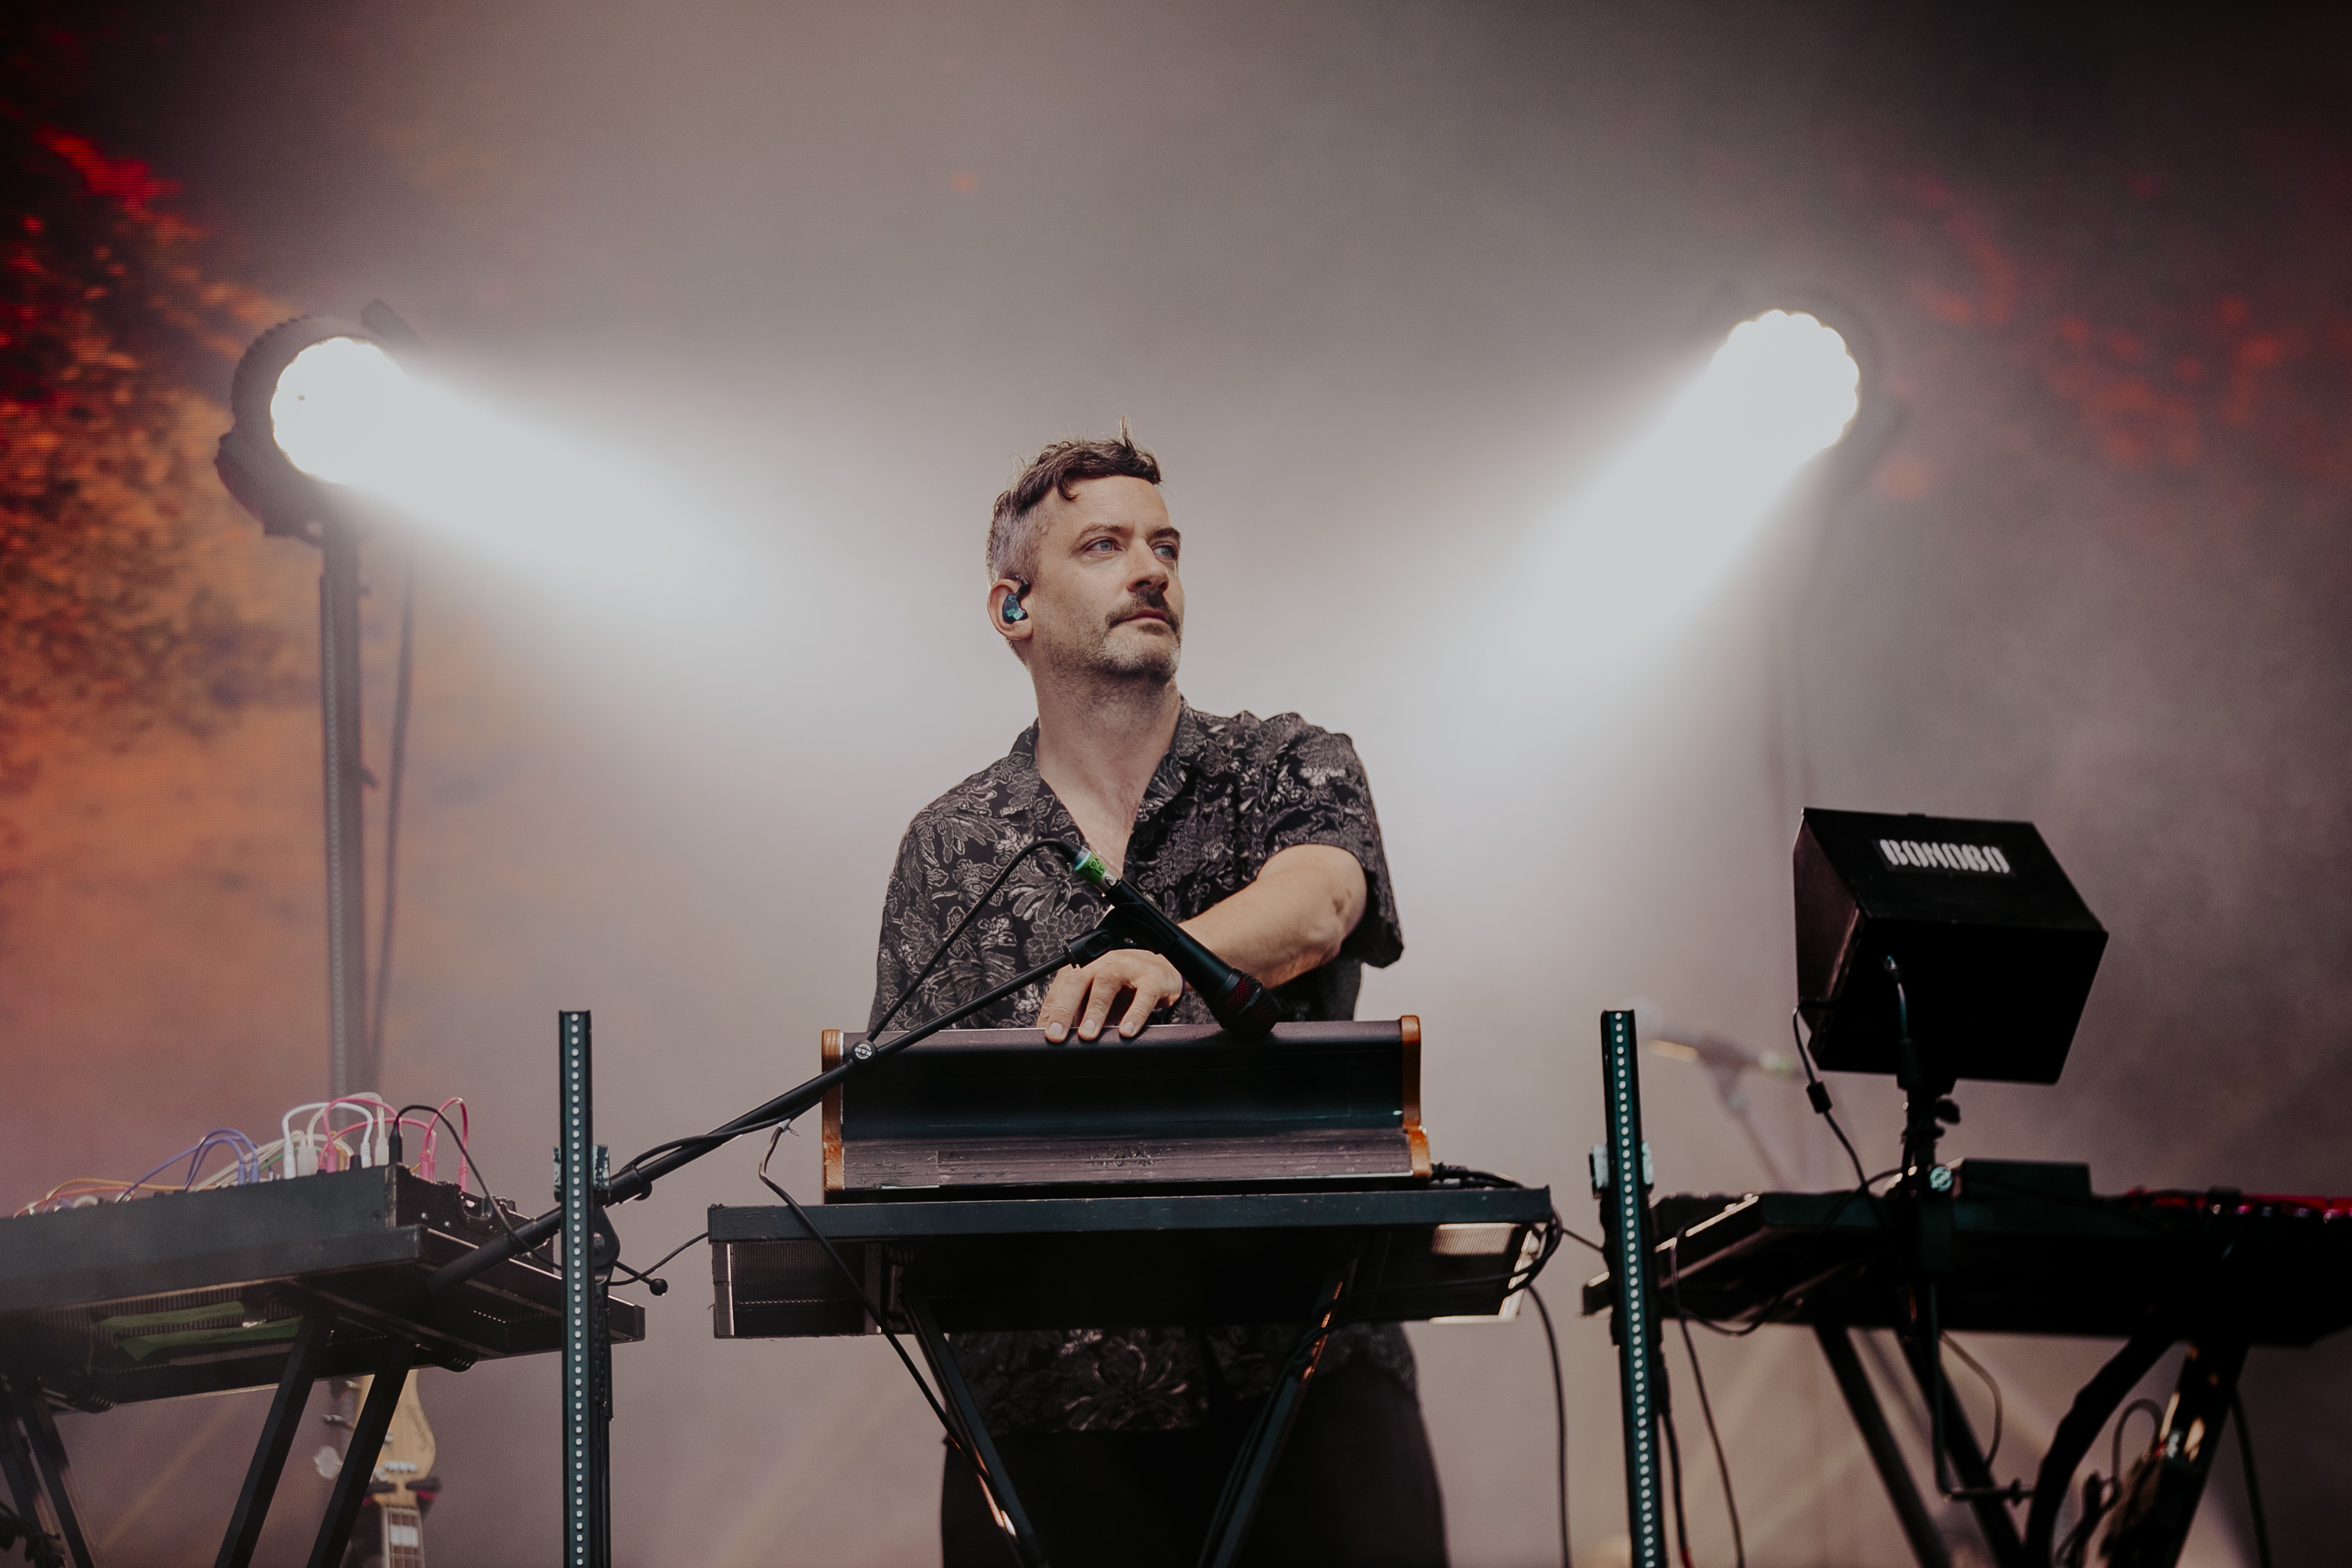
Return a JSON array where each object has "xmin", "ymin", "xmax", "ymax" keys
[{"xmin": 985, "ymin": 426, "xmax": 1162, "ymax": 583}]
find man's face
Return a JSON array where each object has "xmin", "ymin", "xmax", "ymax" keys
[{"xmin": 1013, "ymin": 475, "xmax": 1185, "ymax": 684}]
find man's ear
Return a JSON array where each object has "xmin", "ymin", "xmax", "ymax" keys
[{"xmin": 989, "ymin": 578, "xmax": 1033, "ymax": 649}]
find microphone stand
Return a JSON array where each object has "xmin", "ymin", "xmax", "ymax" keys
[
  {"xmin": 434, "ymin": 921, "xmax": 1140, "ymax": 1568},
  {"xmin": 422, "ymin": 920, "xmax": 1132, "ymax": 1297},
  {"xmin": 412, "ymin": 838, "xmax": 1286, "ymax": 1568}
]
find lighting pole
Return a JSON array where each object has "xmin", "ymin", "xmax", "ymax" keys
[
  {"xmin": 315, "ymin": 512, "xmax": 369, "ymax": 1095},
  {"xmin": 216, "ymin": 301, "xmax": 421, "ymax": 1098}
]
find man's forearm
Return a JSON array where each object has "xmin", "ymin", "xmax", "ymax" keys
[{"xmin": 1180, "ymin": 843, "xmax": 1367, "ymax": 989}]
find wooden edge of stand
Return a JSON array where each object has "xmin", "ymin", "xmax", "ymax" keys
[
  {"xmin": 821, "ymin": 1029, "xmax": 844, "ymax": 1194},
  {"xmin": 1401, "ymin": 1015, "xmax": 1432, "ymax": 1179}
]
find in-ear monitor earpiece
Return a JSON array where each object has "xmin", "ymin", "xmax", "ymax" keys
[{"xmin": 1000, "ymin": 583, "xmax": 1029, "ymax": 624}]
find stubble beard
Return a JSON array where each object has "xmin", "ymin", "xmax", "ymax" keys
[{"xmin": 1039, "ymin": 604, "xmax": 1183, "ymax": 691}]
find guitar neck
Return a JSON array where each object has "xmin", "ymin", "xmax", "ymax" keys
[{"xmin": 382, "ymin": 1501, "xmax": 424, "ymax": 1568}]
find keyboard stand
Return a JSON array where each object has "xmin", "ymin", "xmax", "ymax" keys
[
  {"xmin": 902, "ymin": 1290, "xmax": 1050, "ymax": 1566},
  {"xmin": 1, "ymin": 1356, "xmax": 99, "ymax": 1568},
  {"xmin": 1616, "ymin": 1178, "xmax": 2324, "ymax": 1568},
  {"xmin": 0, "ymin": 1301, "xmax": 417, "ymax": 1568},
  {"xmin": 713, "ymin": 1182, "xmax": 1550, "ymax": 1563},
  {"xmin": 900, "ymin": 1264, "xmax": 1363, "ymax": 1568},
  {"xmin": 1200, "ymin": 1266, "xmax": 1353, "ymax": 1568},
  {"xmin": 305, "ymin": 1348, "xmax": 416, "ymax": 1568},
  {"xmin": 200, "ymin": 1301, "xmax": 420, "ymax": 1568}
]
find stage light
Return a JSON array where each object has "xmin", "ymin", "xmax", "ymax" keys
[
  {"xmin": 221, "ymin": 304, "xmax": 705, "ymax": 607},
  {"xmin": 1695, "ymin": 309, "xmax": 1860, "ymax": 475},
  {"xmin": 216, "ymin": 301, "xmax": 729, "ymax": 1098},
  {"xmin": 268, "ymin": 336, "xmax": 420, "ymax": 488},
  {"xmin": 1590, "ymin": 307, "xmax": 1860, "ymax": 548},
  {"xmin": 217, "ymin": 303, "xmax": 427, "ymax": 1101},
  {"xmin": 1536, "ymin": 307, "xmax": 1864, "ymax": 654},
  {"xmin": 217, "ymin": 304, "xmax": 426, "ymax": 541}
]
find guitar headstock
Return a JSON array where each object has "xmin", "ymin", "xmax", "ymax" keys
[
  {"xmin": 369, "ymin": 1375, "xmax": 438, "ymax": 1508},
  {"xmin": 350, "ymin": 1374, "xmax": 439, "ymax": 1566}
]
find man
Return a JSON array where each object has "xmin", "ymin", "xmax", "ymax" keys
[{"xmin": 869, "ymin": 431, "xmax": 1446, "ymax": 1567}]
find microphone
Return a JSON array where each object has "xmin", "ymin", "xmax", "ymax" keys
[{"xmin": 1056, "ymin": 844, "xmax": 1279, "ymax": 1039}]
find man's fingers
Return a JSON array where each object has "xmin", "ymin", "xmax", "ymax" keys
[
  {"xmin": 1076, "ymin": 969, "xmax": 1122, "ymax": 1042},
  {"xmin": 1041, "ymin": 954, "xmax": 1181, "ymax": 1043},
  {"xmin": 1116, "ymin": 982, "xmax": 1159, "ymax": 1039},
  {"xmin": 1038, "ymin": 965, "xmax": 1081, "ymax": 1042}
]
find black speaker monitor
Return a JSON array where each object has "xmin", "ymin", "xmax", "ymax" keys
[{"xmin": 1795, "ymin": 808, "xmax": 2107, "ymax": 1085}]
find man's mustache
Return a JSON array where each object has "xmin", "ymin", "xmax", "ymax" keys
[{"xmin": 1109, "ymin": 590, "xmax": 1177, "ymax": 630}]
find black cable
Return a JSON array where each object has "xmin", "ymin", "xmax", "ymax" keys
[
  {"xmin": 870, "ymin": 837, "xmax": 1077, "ymax": 1040},
  {"xmin": 1791, "ymin": 1009, "xmax": 1869, "ymax": 1189},
  {"xmin": 1433, "ymin": 1166, "xmax": 1603, "ymax": 1254},
  {"xmin": 390, "ymin": 1104, "xmax": 521, "ymax": 1245},
  {"xmin": 368, "ymin": 550, "xmax": 416, "ymax": 1073},
  {"xmin": 752, "ymin": 1155, "xmax": 1033, "ymax": 1565},
  {"xmin": 1671, "ymin": 1169, "xmax": 1899, "ymax": 1338},
  {"xmin": 1433, "ymin": 1164, "xmax": 1529, "ymax": 1188},
  {"xmin": 606, "ymin": 838, "xmax": 1085, "ymax": 1193},
  {"xmin": 615, "ymin": 1090, "xmax": 834, "ymax": 1183},
  {"xmin": 1658, "ymin": 1399, "xmax": 1694, "ymax": 1568},
  {"xmin": 392, "ymin": 1100, "xmax": 686, "ymax": 1298},
  {"xmin": 1676, "ymin": 1311, "xmax": 1744, "ymax": 1568},
  {"xmin": 2054, "ymin": 1472, "xmax": 2107, "ymax": 1568},
  {"xmin": 2111, "ymin": 1397, "xmax": 2163, "ymax": 1483},
  {"xmin": 2231, "ymin": 1392, "xmax": 2273, "ymax": 1568},
  {"xmin": 1359, "ymin": 1211, "xmax": 1566, "ymax": 1302},
  {"xmin": 753, "ymin": 1168, "xmax": 976, "ymax": 1471},
  {"xmin": 606, "ymin": 1229, "xmax": 707, "ymax": 1297},
  {"xmin": 2063, "ymin": 1396, "xmax": 2165, "ymax": 1566},
  {"xmin": 608, "ymin": 1127, "xmax": 753, "ymax": 1183},
  {"xmin": 1530, "ymin": 1288, "xmax": 1570, "ymax": 1568},
  {"xmin": 1940, "ymin": 1333, "xmax": 2003, "ymax": 1468}
]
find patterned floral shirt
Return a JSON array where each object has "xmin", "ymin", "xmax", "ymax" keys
[{"xmin": 868, "ymin": 702, "xmax": 1415, "ymax": 1432}]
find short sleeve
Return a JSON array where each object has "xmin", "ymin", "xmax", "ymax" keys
[{"xmin": 1255, "ymin": 720, "xmax": 1403, "ymax": 968}]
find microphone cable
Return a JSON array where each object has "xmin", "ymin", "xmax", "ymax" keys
[
  {"xmin": 870, "ymin": 837, "xmax": 1081, "ymax": 1040},
  {"xmin": 753, "ymin": 1150, "xmax": 1046, "ymax": 1568},
  {"xmin": 1529, "ymin": 1287, "xmax": 1571, "ymax": 1568},
  {"xmin": 606, "ymin": 839, "xmax": 1087, "ymax": 1192}
]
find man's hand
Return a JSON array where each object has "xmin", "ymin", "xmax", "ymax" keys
[
  {"xmin": 1038, "ymin": 948, "xmax": 1184, "ymax": 1042},
  {"xmin": 1036, "ymin": 844, "xmax": 1367, "ymax": 1041}
]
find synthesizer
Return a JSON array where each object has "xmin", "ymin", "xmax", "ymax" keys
[
  {"xmin": 1585, "ymin": 1159, "xmax": 2352, "ymax": 1344},
  {"xmin": 0, "ymin": 1164, "xmax": 644, "ymax": 1410},
  {"xmin": 821, "ymin": 1018, "xmax": 1430, "ymax": 1200},
  {"xmin": 715, "ymin": 1179, "xmax": 1554, "ymax": 1338}
]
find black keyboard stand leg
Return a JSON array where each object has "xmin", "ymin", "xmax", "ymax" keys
[
  {"xmin": 1201, "ymin": 1269, "xmax": 1352, "ymax": 1568},
  {"xmin": 1814, "ymin": 1325, "xmax": 1951, "ymax": 1568},
  {"xmin": 216, "ymin": 1307, "xmax": 336, "ymax": 1568},
  {"xmin": 902, "ymin": 1291, "xmax": 1051, "ymax": 1568},
  {"xmin": 13, "ymin": 1387, "xmax": 96, "ymax": 1568},
  {"xmin": 2098, "ymin": 1336, "xmax": 2249, "ymax": 1568},
  {"xmin": 0, "ymin": 1396, "xmax": 52, "ymax": 1566},
  {"xmin": 0, "ymin": 1364, "xmax": 99, "ymax": 1568},
  {"xmin": 307, "ymin": 1358, "xmax": 411, "ymax": 1568},
  {"xmin": 1897, "ymin": 1330, "xmax": 2025, "ymax": 1568},
  {"xmin": 2020, "ymin": 1330, "xmax": 2172, "ymax": 1566}
]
